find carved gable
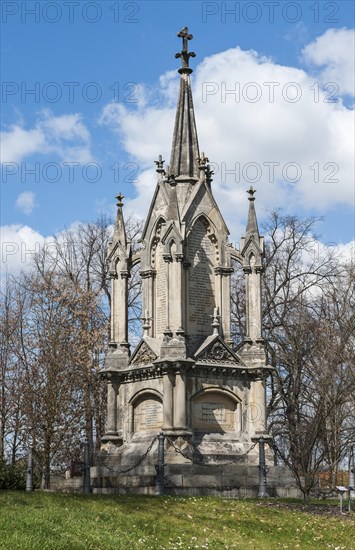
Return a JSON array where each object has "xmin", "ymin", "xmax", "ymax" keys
[
  {"xmin": 195, "ymin": 335, "xmax": 242, "ymax": 365},
  {"xmin": 130, "ymin": 340, "xmax": 157, "ymax": 365}
]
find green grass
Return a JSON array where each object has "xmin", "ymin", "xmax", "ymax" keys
[{"xmin": 0, "ymin": 492, "xmax": 354, "ymax": 550}]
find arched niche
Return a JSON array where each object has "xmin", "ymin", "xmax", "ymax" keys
[
  {"xmin": 191, "ymin": 388, "xmax": 241, "ymax": 434},
  {"xmin": 130, "ymin": 390, "xmax": 163, "ymax": 434}
]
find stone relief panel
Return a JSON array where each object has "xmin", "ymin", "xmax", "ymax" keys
[
  {"xmin": 187, "ymin": 218, "xmax": 216, "ymax": 342},
  {"xmin": 133, "ymin": 397, "xmax": 163, "ymax": 433},
  {"xmin": 196, "ymin": 339, "xmax": 239, "ymax": 363},
  {"xmin": 192, "ymin": 392, "xmax": 238, "ymax": 433},
  {"xmin": 130, "ymin": 341, "xmax": 157, "ymax": 365}
]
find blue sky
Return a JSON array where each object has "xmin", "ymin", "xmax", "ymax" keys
[{"xmin": 1, "ymin": 0, "xmax": 354, "ymax": 270}]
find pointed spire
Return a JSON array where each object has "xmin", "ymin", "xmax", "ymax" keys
[
  {"xmin": 169, "ymin": 27, "xmax": 200, "ymax": 180},
  {"xmin": 245, "ymin": 186, "xmax": 260, "ymax": 237},
  {"xmin": 113, "ymin": 192, "xmax": 127, "ymax": 244}
]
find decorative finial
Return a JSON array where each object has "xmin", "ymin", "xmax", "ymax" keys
[
  {"xmin": 116, "ymin": 192, "xmax": 124, "ymax": 207},
  {"xmin": 154, "ymin": 154, "xmax": 165, "ymax": 174},
  {"xmin": 197, "ymin": 152, "xmax": 209, "ymax": 171},
  {"xmin": 175, "ymin": 27, "xmax": 196, "ymax": 74},
  {"xmin": 206, "ymin": 164, "xmax": 214, "ymax": 186},
  {"xmin": 247, "ymin": 186, "xmax": 256, "ymax": 201},
  {"xmin": 141, "ymin": 309, "xmax": 152, "ymax": 337},
  {"xmin": 210, "ymin": 307, "xmax": 221, "ymax": 335}
]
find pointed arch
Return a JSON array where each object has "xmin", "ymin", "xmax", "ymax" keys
[
  {"xmin": 187, "ymin": 213, "xmax": 220, "ymax": 263},
  {"xmin": 129, "ymin": 389, "xmax": 163, "ymax": 435},
  {"xmin": 161, "ymin": 221, "xmax": 184, "ymax": 256}
]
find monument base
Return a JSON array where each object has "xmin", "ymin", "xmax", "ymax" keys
[
  {"xmin": 91, "ymin": 462, "xmax": 301, "ymax": 498},
  {"xmin": 91, "ymin": 435, "xmax": 301, "ymax": 498}
]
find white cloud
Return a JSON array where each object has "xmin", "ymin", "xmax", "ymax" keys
[
  {"xmin": 0, "ymin": 224, "xmax": 45, "ymax": 274},
  {"xmin": 302, "ymin": 28, "xmax": 355, "ymax": 96},
  {"xmin": 39, "ymin": 110, "xmax": 90, "ymax": 142},
  {"xmin": 0, "ymin": 110, "xmax": 93, "ymax": 164},
  {"xmin": 0, "ymin": 126, "xmax": 45, "ymax": 164},
  {"xmin": 0, "ymin": 222, "xmax": 81, "ymax": 275},
  {"xmin": 337, "ymin": 240, "xmax": 355, "ymax": 264},
  {"xmin": 99, "ymin": 36, "xmax": 354, "ymax": 242},
  {"xmin": 15, "ymin": 191, "xmax": 36, "ymax": 215}
]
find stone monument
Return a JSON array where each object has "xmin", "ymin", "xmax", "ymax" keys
[{"xmin": 91, "ymin": 28, "xmax": 298, "ymax": 497}]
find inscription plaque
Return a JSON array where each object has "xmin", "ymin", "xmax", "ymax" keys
[
  {"xmin": 192, "ymin": 393, "xmax": 237, "ymax": 432},
  {"xmin": 187, "ymin": 219, "xmax": 215, "ymax": 339},
  {"xmin": 134, "ymin": 398, "xmax": 163, "ymax": 432},
  {"xmin": 202, "ymin": 402, "xmax": 226, "ymax": 423}
]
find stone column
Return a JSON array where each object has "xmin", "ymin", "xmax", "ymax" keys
[
  {"xmin": 175, "ymin": 255, "xmax": 184, "ymax": 331},
  {"xmin": 141, "ymin": 270, "xmax": 149, "ymax": 328},
  {"xmin": 163, "ymin": 256, "xmax": 172, "ymax": 332},
  {"xmin": 101, "ymin": 375, "xmax": 123, "ymax": 445},
  {"xmin": 244, "ymin": 261, "xmax": 262, "ymax": 342},
  {"xmin": 163, "ymin": 369, "xmax": 173, "ymax": 429},
  {"xmin": 215, "ymin": 267, "xmax": 233, "ymax": 344},
  {"xmin": 255, "ymin": 377, "xmax": 266, "ymax": 432},
  {"xmin": 110, "ymin": 273, "xmax": 116, "ymax": 341},
  {"xmin": 119, "ymin": 270, "xmax": 129, "ymax": 345},
  {"xmin": 249, "ymin": 377, "xmax": 266, "ymax": 435},
  {"xmin": 174, "ymin": 366, "xmax": 187, "ymax": 429},
  {"xmin": 244, "ymin": 266, "xmax": 252, "ymax": 340},
  {"xmin": 110, "ymin": 267, "xmax": 130, "ymax": 346},
  {"xmin": 105, "ymin": 377, "xmax": 118, "ymax": 435},
  {"xmin": 141, "ymin": 270, "xmax": 156, "ymax": 337},
  {"xmin": 183, "ymin": 262, "xmax": 190, "ymax": 332},
  {"xmin": 214, "ymin": 268, "xmax": 223, "ymax": 332},
  {"xmin": 149, "ymin": 271, "xmax": 156, "ymax": 336}
]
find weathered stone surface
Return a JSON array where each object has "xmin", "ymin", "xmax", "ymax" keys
[{"xmin": 94, "ymin": 29, "xmax": 297, "ymax": 497}]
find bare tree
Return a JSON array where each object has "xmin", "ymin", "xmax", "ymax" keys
[{"xmin": 231, "ymin": 210, "xmax": 351, "ymax": 500}]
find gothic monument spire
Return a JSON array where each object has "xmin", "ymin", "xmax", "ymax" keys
[
  {"xmin": 93, "ymin": 29, "xmax": 283, "ymax": 497},
  {"xmin": 169, "ymin": 27, "xmax": 200, "ymax": 180}
]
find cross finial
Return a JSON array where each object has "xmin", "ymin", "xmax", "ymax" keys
[
  {"xmin": 154, "ymin": 154, "xmax": 165, "ymax": 174},
  {"xmin": 175, "ymin": 27, "xmax": 196, "ymax": 74},
  {"xmin": 116, "ymin": 192, "xmax": 124, "ymax": 207},
  {"xmin": 247, "ymin": 186, "xmax": 256, "ymax": 201}
]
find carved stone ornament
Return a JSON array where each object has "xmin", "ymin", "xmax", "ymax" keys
[
  {"xmin": 197, "ymin": 340, "xmax": 238, "ymax": 363},
  {"xmin": 130, "ymin": 341, "xmax": 157, "ymax": 365},
  {"xmin": 210, "ymin": 343, "xmax": 228, "ymax": 360}
]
